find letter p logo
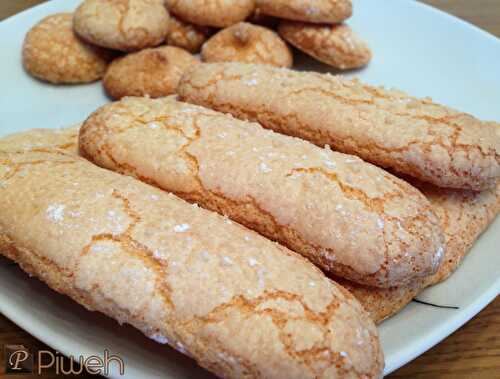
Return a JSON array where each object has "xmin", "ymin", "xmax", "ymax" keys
[{"xmin": 4, "ymin": 345, "xmax": 33, "ymax": 374}]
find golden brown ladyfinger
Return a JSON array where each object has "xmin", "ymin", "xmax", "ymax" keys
[
  {"xmin": 0, "ymin": 138, "xmax": 384, "ymax": 379},
  {"xmin": 177, "ymin": 63, "xmax": 500, "ymax": 191},
  {"xmin": 334, "ymin": 182, "xmax": 500, "ymax": 324},
  {"xmin": 335, "ymin": 278, "xmax": 425, "ymax": 324},
  {"xmin": 0, "ymin": 125, "xmax": 81, "ymax": 155},
  {"xmin": 79, "ymin": 96, "xmax": 444, "ymax": 288},
  {"xmin": 416, "ymin": 180, "xmax": 500, "ymax": 285}
]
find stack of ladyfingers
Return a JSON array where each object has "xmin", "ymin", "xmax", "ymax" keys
[{"xmin": 4, "ymin": 48, "xmax": 500, "ymax": 379}]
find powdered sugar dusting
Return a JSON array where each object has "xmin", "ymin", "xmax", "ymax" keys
[
  {"xmin": 324, "ymin": 160, "xmax": 336, "ymax": 168},
  {"xmin": 244, "ymin": 78, "xmax": 258, "ymax": 86},
  {"xmin": 173, "ymin": 223, "xmax": 190, "ymax": 233},
  {"xmin": 46, "ymin": 204, "xmax": 65, "ymax": 222},
  {"xmin": 259, "ymin": 162, "xmax": 272, "ymax": 173},
  {"xmin": 221, "ymin": 256, "xmax": 233, "ymax": 267},
  {"xmin": 248, "ymin": 258, "xmax": 259, "ymax": 267},
  {"xmin": 377, "ymin": 218, "xmax": 385, "ymax": 230}
]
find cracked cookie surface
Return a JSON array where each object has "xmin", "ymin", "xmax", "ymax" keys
[
  {"xmin": 202, "ymin": 22, "xmax": 293, "ymax": 67},
  {"xmin": 0, "ymin": 125, "xmax": 81, "ymax": 155},
  {"xmin": 178, "ymin": 63, "xmax": 500, "ymax": 190},
  {"xmin": 165, "ymin": 0, "xmax": 255, "ymax": 28},
  {"xmin": 334, "ymin": 181, "xmax": 500, "ymax": 324},
  {"xmin": 103, "ymin": 46, "xmax": 199, "ymax": 99},
  {"xmin": 74, "ymin": 0, "xmax": 170, "ymax": 51},
  {"xmin": 416, "ymin": 180, "xmax": 500, "ymax": 285},
  {"xmin": 166, "ymin": 14, "xmax": 211, "ymax": 53},
  {"xmin": 80, "ymin": 96, "xmax": 444, "ymax": 288},
  {"xmin": 22, "ymin": 13, "xmax": 113, "ymax": 83},
  {"xmin": 0, "ymin": 136, "xmax": 384, "ymax": 379},
  {"xmin": 256, "ymin": 0, "xmax": 352, "ymax": 24},
  {"xmin": 279, "ymin": 22, "xmax": 371, "ymax": 70}
]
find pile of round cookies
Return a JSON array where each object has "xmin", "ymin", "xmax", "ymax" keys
[{"xmin": 22, "ymin": 0, "xmax": 370, "ymax": 99}]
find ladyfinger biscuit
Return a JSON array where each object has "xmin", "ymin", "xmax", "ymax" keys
[
  {"xmin": 278, "ymin": 21, "xmax": 371, "ymax": 70},
  {"xmin": 256, "ymin": 0, "xmax": 352, "ymax": 24},
  {"xmin": 73, "ymin": 0, "xmax": 170, "ymax": 52},
  {"xmin": 22, "ymin": 13, "xmax": 113, "ymax": 84},
  {"xmin": 178, "ymin": 63, "xmax": 500, "ymax": 191},
  {"xmin": 103, "ymin": 46, "xmax": 199, "ymax": 99},
  {"xmin": 0, "ymin": 147, "xmax": 384, "ymax": 379},
  {"xmin": 166, "ymin": 15, "xmax": 211, "ymax": 53},
  {"xmin": 416, "ymin": 181, "xmax": 500, "ymax": 285},
  {"xmin": 0, "ymin": 125, "xmax": 81, "ymax": 155},
  {"xmin": 165, "ymin": 0, "xmax": 255, "ymax": 28},
  {"xmin": 80, "ymin": 96, "xmax": 444, "ymax": 288},
  {"xmin": 333, "ymin": 182, "xmax": 500, "ymax": 324},
  {"xmin": 335, "ymin": 278, "xmax": 425, "ymax": 324},
  {"xmin": 201, "ymin": 22, "xmax": 293, "ymax": 68}
]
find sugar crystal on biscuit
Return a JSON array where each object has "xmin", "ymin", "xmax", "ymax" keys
[
  {"xmin": 377, "ymin": 218, "xmax": 385, "ymax": 230},
  {"xmin": 46, "ymin": 203, "xmax": 65, "ymax": 222},
  {"xmin": 248, "ymin": 258, "xmax": 259, "ymax": 267},
  {"xmin": 259, "ymin": 162, "xmax": 272, "ymax": 173},
  {"xmin": 174, "ymin": 223, "xmax": 190, "ymax": 233},
  {"xmin": 221, "ymin": 256, "xmax": 233, "ymax": 267},
  {"xmin": 324, "ymin": 160, "xmax": 336, "ymax": 168}
]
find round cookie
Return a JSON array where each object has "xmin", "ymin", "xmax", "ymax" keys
[
  {"xmin": 201, "ymin": 22, "xmax": 293, "ymax": 67},
  {"xmin": 73, "ymin": 0, "xmax": 170, "ymax": 52},
  {"xmin": 103, "ymin": 45, "xmax": 198, "ymax": 99},
  {"xmin": 165, "ymin": 0, "xmax": 255, "ymax": 28},
  {"xmin": 279, "ymin": 21, "xmax": 371, "ymax": 70},
  {"xmin": 166, "ymin": 15, "xmax": 211, "ymax": 53},
  {"xmin": 256, "ymin": 0, "xmax": 352, "ymax": 24},
  {"xmin": 22, "ymin": 13, "xmax": 113, "ymax": 84}
]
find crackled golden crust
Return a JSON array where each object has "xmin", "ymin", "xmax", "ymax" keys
[
  {"xmin": 333, "ymin": 182, "xmax": 500, "ymax": 324},
  {"xmin": 0, "ymin": 125, "xmax": 81, "ymax": 155},
  {"xmin": 22, "ymin": 13, "xmax": 113, "ymax": 84},
  {"xmin": 165, "ymin": 0, "xmax": 255, "ymax": 28},
  {"xmin": 166, "ymin": 15, "xmax": 211, "ymax": 53},
  {"xmin": 416, "ymin": 181, "xmax": 500, "ymax": 285},
  {"xmin": 74, "ymin": 0, "xmax": 170, "ymax": 52},
  {"xmin": 80, "ymin": 96, "xmax": 444, "ymax": 288},
  {"xmin": 103, "ymin": 46, "xmax": 198, "ymax": 99},
  {"xmin": 335, "ymin": 278, "xmax": 424, "ymax": 324},
  {"xmin": 201, "ymin": 22, "xmax": 293, "ymax": 67},
  {"xmin": 256, "ymin": 0, "xmax": 352, "ymax": 24},
  {"xmin": 178, "ymin": 63, "xmax": 500, "ymax": 191},
  {"xmin": 0, "ymin": 146, "xmax": 384, "ymax": 379},
  {"xmin": 278, "ymin": 22, "xmax": 371, "ymax": 70}
]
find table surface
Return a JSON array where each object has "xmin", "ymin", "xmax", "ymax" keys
[{"xmin": 0, "ymin": 1, "xmax": 499, "ymax": 378}]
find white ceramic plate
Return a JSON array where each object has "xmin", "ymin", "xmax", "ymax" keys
[{"xmin": 0, "ymin": 0, "xmax": 499, "ymax": 377}]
